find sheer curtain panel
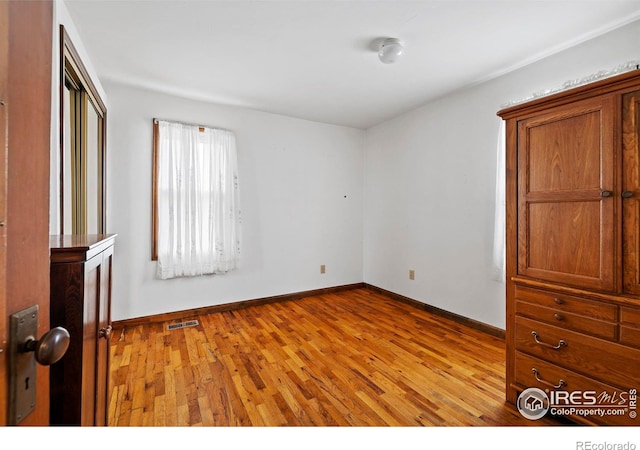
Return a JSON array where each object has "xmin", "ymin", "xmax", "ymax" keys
[
  {"xmin": 156, "ymin": 120, "xmax": 241, "ymax": 279},
  {"xmin": 492, "ymin": 119, "xmax": 506, "ymax": 283}
]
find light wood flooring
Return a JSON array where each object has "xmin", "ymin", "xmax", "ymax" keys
[{"xmin": 108, "ymin": 288, "xmax": 563, "ymax": 426}]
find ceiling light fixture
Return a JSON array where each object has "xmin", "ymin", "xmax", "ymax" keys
[{"xmin": 378, "ymin": 38, "xmax": 404, "ymax": 64}]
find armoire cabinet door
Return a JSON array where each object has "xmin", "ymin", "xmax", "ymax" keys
[
  {"xmin": 95, "ymin": 248, "xmax": 113, "ymax": 426},
  {"xmin": 622, "ymin": 90, "xmax": 640, "ymax": 295},
  {"xmin": 517, "ymin": 95, "xmax": 616, "ymax": 292},
  {"xmin": 81, "ymin": 256, "xmax": 100, "ymax": 426}
]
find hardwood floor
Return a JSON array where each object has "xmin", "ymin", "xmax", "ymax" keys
[{"xmin": 108, "ymin": 288, "xmax": 563, "ymax": 426}]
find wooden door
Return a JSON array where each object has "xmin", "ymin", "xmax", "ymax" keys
[
  {"xmin": 622, "ymin": 90, "xmax": 640, "ymax": 295},
  {"xmin": 0, "ymin": 0, "xmax": 8, "ymax": 427},
  {"xmin": 0, "ymin": 1, "xmax": 53, "ymax": 426},
  {"xmin": 517, "ymin": 95, "xmax": 616, "ymax": 292},
  {"xmin": 82, "ymin": 259, "xmax": 100, "ymax": 426},
  {"xmin": 82, "ymin": 250, "xmax": 113, "ymax": 426},
  {"xmin": 95, "ymin": 247, "xmax": 114, "ymax": 426}
]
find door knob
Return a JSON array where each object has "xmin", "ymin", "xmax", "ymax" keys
[
  {"xmin": 22, "ymin": 326, "xmax": 70, "ymax": 365},
  {"xmin": 622, "ymin": 190, "xmax": 634, "ymax": 198},
  {"xmin": 9, "ymin": 305, "xmax": 71, "ymax": 424},
  {"xmin": 601, "ymin": 190, "xmax": 613, "ymax": 197},
  {"xmin": 98, "ymin": 325, "xmax": 112, "ymax": 340}
]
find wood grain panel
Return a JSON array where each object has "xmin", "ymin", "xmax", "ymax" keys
[
  {"xmin": 95, "ymin": 250, "xmax": 113, "ymax": 426},
  {"xmin": 514, "ymin": 285, "xmax": 618, "ymax": 321},
  {"xmin": 515, "ymin": 301, "xmax": 617, "ymax": 340},
  {"xmin": 622, "ymin": 90, "xmax": 640, "ymax": 295},
  {"xmin": 108, "ymin": 289, "xmax": 563, "ymax": 426},
  {"xmin": 527, "ymin": 201, "xmax": 602, "ymax": 279},
  {"xmin": 82, "ymin": 266, "xmax": 98, "ymax": 425},
  {"xmin": 515, "ymin": 316, "xmax": 640, "ymax": 389},
  {"xmin": 49, "ymin": 262, "xmax": 84, "ymax": 424},
  {"xmin": 528, "ymin": 111, "xmax": 601, "ymax": 192},
  {"xmin": 620, "ymin": 307, "xmax": 640, "ymax": 325},
  {"xmin": 2, "ymin": 0, "xmax": 53, "ymax": 426},
  {"xmin": 620, "ymin": 326, "xmax": 640, "ymax": 349},
  {"xmin": 514, "ymin": 352, "xmax": 633, "ymax": 426},
  {"xmin": 0, "ymin": 0, "xmax": 7, "ymax": 427},
  {"xmin": 505, "ymin": 116, "xmax": 519, "ymax": 405},
  {"xmin": 620, "ymin": 307, "xmax": 640, "ymax": 349},
  {"xmin": 517, "ymin": 96, "xmax": 615, "ymax": 292}
]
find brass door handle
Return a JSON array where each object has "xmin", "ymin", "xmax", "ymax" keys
[
  {"xmin": 23, "ymin": 327, "xmax": 70, "ymax": 366},
  {"xmin": 98, "ymin": 325, "xmax": 112, "ymax": 340}
]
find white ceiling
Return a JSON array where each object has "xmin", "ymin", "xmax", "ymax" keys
[{"xmin": 65, "ymin": 0, "xmax": 640, "ymax": 129}]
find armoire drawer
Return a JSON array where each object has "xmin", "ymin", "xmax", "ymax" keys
[
  {"xmin": 620, "ymin": 326, "xmax": 640, "ymax": 349},
  {"xmin": 620, "ymin": 307, "xmax": 640, "ymax": 349},
  {"xmin": 514, "ymin": 352, "xmax": 633, "ymax": 425},
  {"xmin": 514, "ymin": 316, "xmax": 640, "ymax": 389},
  {"xmin": 515, "ymin": 300, "xmax": 616, "ymax": 340},
  {"xmin": 514, "ymin": 286, "xmax": 617, "ymax": 322}
]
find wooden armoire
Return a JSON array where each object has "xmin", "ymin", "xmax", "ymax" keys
[
  {"xmin": 49, "ymin": 234, "xmax": 116, "ymax": 426},
  {"xmin": 498, "ymin": 70, "xmax": 640, "ymax": 425}
]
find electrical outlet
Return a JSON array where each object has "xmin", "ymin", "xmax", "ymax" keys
[
  {"xmin": 409, "ymin": 269, "xmax": 415, "ymax": 280},
  {"xmin": 320, "ymin": 264, "xmax": 326, "ymax": 274}
]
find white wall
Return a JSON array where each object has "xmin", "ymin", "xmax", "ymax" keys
[
  {"xmin": 363, "ymin": 20, "xmax": 640, "ymax": 329},
  {"xmin": 106, "ymin": 83, "xmax": 364, "ymax": 321},
  {"xmin": 51, "ymin": 2, "xmax": 640, "ymax": 328}
]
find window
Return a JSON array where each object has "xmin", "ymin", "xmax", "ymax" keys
[
  {"xmin": 60, "ymin": 26, "xmax": 106, "ymax": 234},
  {"xmin": 152, "ymin": 119, "xmax": 241, "ymax": 279}
]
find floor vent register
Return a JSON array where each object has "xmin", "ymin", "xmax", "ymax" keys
[{"xmin": 167, "ymin": 320, "xmax": 199, "ymax": 331}]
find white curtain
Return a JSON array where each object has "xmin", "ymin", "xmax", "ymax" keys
[
  {"xmin": 492, "ymin": 119, "xmax": 506, "ymax": 283},
  {"xmin": 156, "ymin": 120, "xmax": 241, "ymax": 280}
]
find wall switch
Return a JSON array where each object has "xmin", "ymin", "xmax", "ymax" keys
[
  {"xmin": 320, "ymin": 265, "xmax": 326, "ymax": 274},
  {"xmin": 409, "ymin": 269, "xmax": 415, "ymax": 280}
]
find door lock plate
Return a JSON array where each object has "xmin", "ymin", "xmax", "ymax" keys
[{"xmin": 8, "ymin": 305, "xmax": 38, "ymax": 425}]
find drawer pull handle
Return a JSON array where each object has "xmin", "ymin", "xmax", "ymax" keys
[
  {"xmin": 531, "ymin": 331, "xmax": 567, "ymax": 350},
  {"xmin": 553, "ymin": 313, "xmax": 564, "ymax": 321},
  {"xmin": 532, "ymin": 368, "xmax": 566, "ymax": 389},
  {"xmin": 553, "ymin": 298, "xmax": 564, "ymax": 305}
]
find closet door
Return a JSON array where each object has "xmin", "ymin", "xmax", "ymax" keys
[
  {"xmin": 517, "ymin": 95, "xmax": 616, "ymax": 292},
  {"xmin": 622, "ymin": 90, "xmax": 640, "ymax": 295}
]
